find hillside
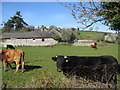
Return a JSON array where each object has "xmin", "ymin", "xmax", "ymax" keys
[{"xmin": 78, "ymin": 30, "xmax": 110, "ymax": 40}]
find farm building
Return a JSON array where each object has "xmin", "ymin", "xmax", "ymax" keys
[{"xmin": 0, "ymin": 31, "xmax": 58, "ymax": 47}]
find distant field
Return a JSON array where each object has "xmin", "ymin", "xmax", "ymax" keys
[
  {"xmin": 79, "ymin": 30, "xmax": 108, "ymax": 40},
  {"xmin": 1, "ymin": 43, "xmax": 120, "ymax": 88}
]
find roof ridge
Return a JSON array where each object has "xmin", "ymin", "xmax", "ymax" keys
[{"xmin": 1, "ymin": 31, "xmax": 53, "ymax": 38}]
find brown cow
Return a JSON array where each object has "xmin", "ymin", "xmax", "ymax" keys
[
  {"xmin": 2, "ymin": 50, "xmax": 25, "ymax": 73},
  {"xmin": 86, "ymin": 35, "xmax": 91, "ymax": 37},
  {"xmin": 90, "ymin": 44, "xmax": 97, "ymax": 49}
]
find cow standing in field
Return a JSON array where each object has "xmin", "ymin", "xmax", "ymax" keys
[
  {"xmin": 52, "ymin": 55, "xmax": 118, "ymax": 88},
  {"xmin": 6, "ymin": 45, "xmax": 15, "ymax": 50},
  {"xmin": 2, "ymin": 50, "xmax": 25, "ymax": 73},
  {"xmin": 90, "ymin": 43, "xmax": 97, "ymax": 49}
]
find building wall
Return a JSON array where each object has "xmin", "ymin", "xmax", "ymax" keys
[{"xmin": 2, "ymin": 38, "xmax": 58, "ymax": 47}]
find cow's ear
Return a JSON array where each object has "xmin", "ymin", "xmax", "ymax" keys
[{"xmin": 52, "ymin": 56, "xmax": 57, "ymax": 61}]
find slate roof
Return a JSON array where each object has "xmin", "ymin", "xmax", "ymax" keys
[{"xmin": 0, "ymin": 31, "xmax": 53, "ymax": 39}]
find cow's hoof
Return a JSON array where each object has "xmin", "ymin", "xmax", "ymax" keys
[
  {"xmin": 14, "ymin": 71, "xmax": 18, "ymax": 73},
  {"xmin": 22, "ymin": 71, "xmax": 24, "ymax": 73},
  {"xmin": 22, "ymin": 69, "xmax": 25, "ymax": 73},
  {"xmin": 4, "ymin": 70, "xmax": 7, "ymax": 72}
]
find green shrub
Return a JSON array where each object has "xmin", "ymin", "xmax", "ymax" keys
[{"xmin": 53, "ymin": 35, "xmax": 62, "ymax": 42}]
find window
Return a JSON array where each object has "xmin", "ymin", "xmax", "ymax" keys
[
  {"xmin": 42, "ymin": 38, "xmax": 45, "ymax": 42},
  {"xmin": 33, "ymin": 38, "xmax": 35, "ymax": 42}
]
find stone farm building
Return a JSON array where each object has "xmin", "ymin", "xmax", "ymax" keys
[{"xmin": 0, "ymin": 31, "xmax": 58, "ymax": 47}]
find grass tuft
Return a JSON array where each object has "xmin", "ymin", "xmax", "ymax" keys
[{"xmin": 25, "ymin": 71, "xmax": 110, "ymax": 88}]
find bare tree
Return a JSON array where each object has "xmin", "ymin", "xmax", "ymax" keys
[
  {"xmin": 59, "ymin": 2, "xmax": 120, "ymax": 33},
  {"xmin": 59, "ymin": 2, "xmax": 103, "ymax": 29}
]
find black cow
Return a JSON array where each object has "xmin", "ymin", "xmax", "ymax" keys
[
  {"xmin": 6, "ymin": 45, "xmax": 15, "ymax": 50},
  {"xmin": 52, "ymin": 55, "xmax": 118, "ymax": 88}
]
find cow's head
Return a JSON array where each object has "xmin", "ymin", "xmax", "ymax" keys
[{"xmin": 52, "ymin": 56, "xmax": 69, "ymax": 72}]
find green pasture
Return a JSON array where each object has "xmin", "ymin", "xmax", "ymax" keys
[
  {"xmin": 79, "ymin": 31, "xmax": 106, "ymax": 40},
  {"xmin": 1, "ymin": 43, "xmax": 120, "ymax": 88}
]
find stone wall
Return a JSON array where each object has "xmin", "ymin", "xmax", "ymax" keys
[{"xmin": 73, "ymin": 40, "xmax": 94, "ymax": 46}]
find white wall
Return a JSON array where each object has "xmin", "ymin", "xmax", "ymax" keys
[{"xmin": 1, "ymin": 38, "xmax": 58, "ymax": 47}]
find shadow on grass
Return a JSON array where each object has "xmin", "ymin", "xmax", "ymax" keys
[
  {"xmin": 25, "ymin": 65, "xmax": 42, "ymax": 72},
  {"xmin": 9, "ymin": 64, "xmax": 42, "ymax": 72}
]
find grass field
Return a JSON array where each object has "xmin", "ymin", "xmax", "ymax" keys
[
  {"xmin": 79, "ymin": 30, "xmax": 108, "ymax": 40},
  {"xmin": 1, "ymin": 43, "xmax": 120, "ymax": 88}
]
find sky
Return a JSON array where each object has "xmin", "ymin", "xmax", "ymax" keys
[{"xmin": 1, "ymin": 1, "xmax": 116, "ymax": 33}]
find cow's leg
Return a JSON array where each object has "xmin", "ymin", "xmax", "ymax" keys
[
  {"xmin": 107, "ymin": 73, "xmax": 117, "ymax": 89},
  {"xmin": 114, "ymin": 74, "xmax": 117, "ymax": 89},
  {"xmin": 21, "ymin": 52, "xmax": 25, "ymax": 72},
  {"xmin": 16, "ymin": 64, "xmax": 19, "ymax": 73},
  {"xmin": 7, "ymin": 63, "xmax": 13, "ymax": 69},
  {"xmin": 21, "ymin": 61, "xmax": 24, "ymax": 72},
  {"xmin": 15, "ymin": 61, "xmax": 20, "ymax": 73},
  {"xmin": 107, "ymin": 66, "xmax": 117, "ymax": 89},
  {"xmin": 3, "ymin": 61, "xmax": 7, "ymax": 72},
  {"xmin": 109, "ymin": 74, "xmax": 117, "ymax": 89}
]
